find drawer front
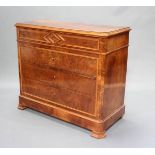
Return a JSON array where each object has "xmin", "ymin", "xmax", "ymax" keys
[
  {"xmin": 20, "ymin": 46, "xmax": 97, "ymax": 77},
  {"xmin": 22, "ymin": 63, "xmax": 96, "ymax": 96},
  {"xmin": 22, "ymin": 78, "xmax": 95, "ymax": 114},
  {"xmin": 18, "ymin": 28, "xmax": 99, "ymax": 50}
]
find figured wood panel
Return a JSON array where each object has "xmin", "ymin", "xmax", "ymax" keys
[
  {"xmin": 22, "ymin": 78, "xmax": 96, "ymax": 114},
  {"xmin": 22, "ymin": 63, "xmax": 96, "ymax": 96},
  {"xmin": 102, "ymin": 47, "xmax": 128, "ymax": 118},
  {"xmin": 20, "ymin": 46, "xmax": 98, "ymax": 77}
]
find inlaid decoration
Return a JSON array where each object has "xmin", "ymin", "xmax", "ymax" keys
[{"xmin": 43, "ymin": 32, "xmax": 65, "ymax": 44}]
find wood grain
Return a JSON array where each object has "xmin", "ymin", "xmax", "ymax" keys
[{"xmin": 16, "ymin": 20, "xmax": 130, "ymax": 139}]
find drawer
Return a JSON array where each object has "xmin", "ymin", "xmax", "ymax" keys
[
  {"xmin": 20, "ymin": 46, "xmax": 98, "ymax": 77},
  {"xmin": 22, "ymin": 78, "xmax": 95, "ymax": 114},
  {"xmin": 18, "ymin": 28, "xmax": 99, "ymax": 50},
  {"xmin": 21, "ymin": 63, "xmax": 96, "ymax": 96}
]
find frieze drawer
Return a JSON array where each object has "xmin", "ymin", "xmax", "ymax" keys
[{"xmin": 18, "ymin": 28, "xmax": 99, "ymax": 50}]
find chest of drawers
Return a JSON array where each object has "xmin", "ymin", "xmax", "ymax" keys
[{"xmin": 16, "ymin": 20, "xmax": 130, "ymax": 138}]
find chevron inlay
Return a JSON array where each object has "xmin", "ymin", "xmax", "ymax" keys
[{"xmin": 43, "ymin": 32, "xmax": 65, "ymax": 44}]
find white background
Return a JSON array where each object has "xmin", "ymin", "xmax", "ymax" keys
[{"xmin": 0, "ymin": 6, "xmax": 155, "ymax": 148}]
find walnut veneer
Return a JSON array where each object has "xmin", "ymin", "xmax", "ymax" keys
[{"xmin": 15, "ymin": 20, "xmax": 130, "ymax": 138}]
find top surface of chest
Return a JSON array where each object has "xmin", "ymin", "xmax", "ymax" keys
[{"xmin": 16, "ymin": 20, "xmax": 130, "ymax": 37}]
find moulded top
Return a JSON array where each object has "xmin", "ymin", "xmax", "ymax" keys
[{"xmin": 15, "ymin": 20, "xmax": 131, "ymax": 37}]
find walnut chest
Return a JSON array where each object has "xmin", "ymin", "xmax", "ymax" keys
[{"xmin": 15, "ymin": 20, "xmax": 130, "ymax": 138}]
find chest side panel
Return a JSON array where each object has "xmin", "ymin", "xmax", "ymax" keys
[{"xmin": 101, "ymin": 32, "xmax": 129, "ymax": 122}]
